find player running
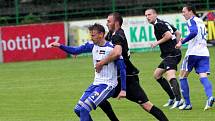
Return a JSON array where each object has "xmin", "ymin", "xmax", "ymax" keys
[{"xmin": 48, "ymin": 23, "xmax": 126, "ymax": 120}]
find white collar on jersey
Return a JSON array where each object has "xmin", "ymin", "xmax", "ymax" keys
[
  {"xmin": 112, "ymin": 31, "xmax": 116, "ymax": 35},
  {"xmin": 153, "ymin": 19, "xmax": 158, "ymax": 25}
]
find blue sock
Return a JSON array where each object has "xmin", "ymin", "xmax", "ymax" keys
[
  {"xmin": 180, "ymin": 78, "xmax": 191, "ymax": 105},
  {"xmin": 74, "ymin": 104, "xmax": 81, "ymax": 117},
  {"xmin": 80, "ymin": 107, "xmax": 93, "ymax": 121},
  {"xmin": 200, "ymin": 77, "xmax": 212, "ymax": 99}
]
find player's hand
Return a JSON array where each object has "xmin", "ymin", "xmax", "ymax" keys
[
  {"xmin": 151, "ymin": 42, "xmax": 158, "ymax": 48},
  {"xmin": 175, "ymin": 41, "xmax": 182, "ymax": 49},
  {"xmin": 47, "ymin": 41, "xmax": 60, "ymax": 48},
  {"xmin": 117, "ymin": 90, "xmax": 126, "ymax": 100},
  {"xmin": 95, "ymin": 61, "xmax": 104, "ymax": 73}
]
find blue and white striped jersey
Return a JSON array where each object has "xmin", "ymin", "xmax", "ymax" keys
[
  {"xmin": 92, "ymin": 41, "xmax": 118, "ymax": 87},
  {"xmin": 59, "ymin": 41, "xmax": 125, "ymax": 88},
  {"xmin": 184, "ymin": 16, "xmax": 209, "ymax": 56}
]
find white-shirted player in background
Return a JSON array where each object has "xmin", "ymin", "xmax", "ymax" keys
[
  {"xmin": 176, "ymin": 4, "xmax": 214, "ymax": 110},
  {"xmin": 48, "ymin": 23, "xmax": 126, "ymax": 121}
]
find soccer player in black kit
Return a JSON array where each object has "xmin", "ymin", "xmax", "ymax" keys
[
  {"xmin": 97, "ymin": 12, "xmax": 169, "ymax": 121},
  {"xmin": 145, "ymin": 8, "xmax": 183, "ymax": 109}
]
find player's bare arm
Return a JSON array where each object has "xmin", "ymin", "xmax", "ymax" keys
[
  {"xmin": 175, "ymin": 30, "xmax": 181, "ymax": 43},
  {"xmin": 151, "ymin": 31, "xmax": 172, "ymax": 48},
  {"xmin": 175, "ymin": 30, "xmax": 182, "ymax": 49},
  {"xmin": 95, "ymin": 44, "xmax": 122, "ymax": 72}
]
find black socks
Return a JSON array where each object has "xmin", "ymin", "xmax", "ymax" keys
[
  {"xmin": 157, "ymin": 77, "xmax": 175, "ymax": 99},
  {"xmin": 99, "ymin": 100, "xmax": 119, "ymax": 121},
  {"xmin": 169, "ymin": 78, "xmax": 181, "ymax": 101},
  {"xmin": 149, "ymin": 105, "xmax": 169, "ymax": 121}
]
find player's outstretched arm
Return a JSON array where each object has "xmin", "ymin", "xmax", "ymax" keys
[{"xmin": 48, "ymin": 41, "xmax": 94, "ymax": 55}]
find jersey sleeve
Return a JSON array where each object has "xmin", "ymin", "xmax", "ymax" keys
[
  {"xmin": 59, "ymin": 41, "xmax": 94, "ymax": 54},
  {"xmin": 182, "ymin": 19, "xmax": 198, "ymax": 44},
  {"xmin": 111, "ymin": 34, "xmax": 123, "ymax": 46},
  {"xmin": 170, "ymin": 24, "xmax": 177, "ymax": 32},
  {"xmin": 115, "ymin": 59, "xmax": 126, "ymax": 91},
  {"xmin": 156, "ymin": 22, "xmax": 169, "ymax": 36}
]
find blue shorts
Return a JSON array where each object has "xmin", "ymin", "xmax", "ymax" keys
[
  {"xmin": 78, "ymin": 84, "xmax": 115, "ymax": 110},
  {"xmin": 180, "ymin": 55, "xmax": 210, "ymax": 74}
]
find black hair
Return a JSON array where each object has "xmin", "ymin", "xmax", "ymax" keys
[
  {"xmin": 145, "ymin": 8, "xmax": 157, "ymax": 14},
  {"xmin": 88, "ymin": 23, "xmax": 105, "ymax": 34},
  {"xmin": 109, "ymin": 12, "xmax": 123, "ymax": 26},
  {"xmin": 184, "ymin": 3, "xmax": 197, "ymax": 16}
]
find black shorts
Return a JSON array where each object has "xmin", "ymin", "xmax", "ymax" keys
[
  {"xmin": 112, "ymin": 75, "xmax": 149, "ymax": 104},
  {"xmin": 158, "ymin": 54, "xmax": 181, "ymax": 71}
]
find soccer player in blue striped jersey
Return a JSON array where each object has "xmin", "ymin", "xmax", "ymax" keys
[
  {"xmin": 48, "ymin": 23, "xmax": 126, "ymax": 121},
  {"xmin": 176, "ymin": 4, "xmax": 214, "ymax": 110}
]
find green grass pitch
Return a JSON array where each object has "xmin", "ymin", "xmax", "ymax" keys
[{"xmin": 0, "ymin": 47, "xmax": 214, "ymax": 121}]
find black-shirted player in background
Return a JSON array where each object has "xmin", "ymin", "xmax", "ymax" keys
[
  {"xmin": 97, "ymin": 12, "xmax": 169, "ymax": 121},
  {"xmin": 145, "ymin": 8, "xmax": 183, "ymax": 109}
]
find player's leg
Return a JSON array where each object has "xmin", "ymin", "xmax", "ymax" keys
[
  {"xmin": 141, "ymin": 102, "xmax": 169, "ymax": 121},
  {"xmin": 74, "ymin": 84, "xmax": 95, "ymax": 118},
  {"xmin": 79, "ymin": 84, "xmax": 115, "ymax": 121},
  {"xmin": 153, "ymin": 67, "xmax": 175, "ymax": 106},
  {"xmin": 99, "ymin": 83, "xmax": 121, "ymax": 121},
  {"xmin": 199, "ymin": 73, "xmax": 214, "ymax": 110},
  {"xmin": 178, "ymin": 70, "xmax": 192, "ymax": 110},
  {"xmin": 166, "ymin": 69, "xmax": 183, "ymax": 109},
  {"xmin": 74, "ymin": 85, "xmax": 95, "ymax": 121},
  {"xmin": 179, "ymin": 56, "xmax": 193, "ymax": 110},
  {"xmin": 99, "ymin": 100, "xmax": 119, "ymax": 121},
  {"xmin": 196, "ymin": 56, "xmax": 214, "ymax": 110},
  {"xmin": 79, "ymin": 106, "xmax": 93, "ymax": 121},
  {"xmin": 161, "ymin": 55, "xmax": 183, "ymax": 109},
  {"xmin": 126, "ymin": 75, "xmax": 169, "ymax": 121},
  {"xmin": 199, "ymin": 73, "xmax": 212, "ymax": 98}
]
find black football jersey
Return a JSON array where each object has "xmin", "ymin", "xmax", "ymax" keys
[{"xmin": 106, "ymin": 28, "xmax": 139, "ymax": 75}]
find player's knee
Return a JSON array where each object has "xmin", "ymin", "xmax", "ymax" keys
[
  {"xmin": 179, "ymin": 70, "xmax": 189, "ymax": 78},
  {"xmin": 74, "ymin": 108, "xmax": 80, "ymax": 117},
  {"xmin": 179, "ymin": 75, "xmax": 186, "ymax": 79},
  {"xmin": 154, "ymin": 69, "xmax": 165, "ymax": 80},
  {"xmin": 99, "ymin": 100, "xmax": 111, "ymax": 110},
  {"xmin": 153, "ymin": 73, "xmax": 161, "ymax": 80},
  {"xmin": 74, "ymin": 104, "xmax": 92, "ymax": 117},
  {"xmin": 199, "ymin": 73, "xmax": 208, "ymax": 78},
  {"xmin": 80, "ymin": 106, "xmax": 91, "ymax": 114},
  {"xmin": 179, "ymin": 76, "xmax": 187, "ymax": 81},
  {"xmin": 140, "ymin": 101, "xmax": 153, "ymax": 112},
  {"xmin": 74, "ymin": 105, "xmax": 81, "ymax": 117},
  {"xmin": 166, "ymin": 73, "xmax": 176, "ymax": 81}
]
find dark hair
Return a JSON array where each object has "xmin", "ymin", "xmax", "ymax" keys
[
  {"xmin": 184, "ymin": 3, "xmax": 197, "ymax": 16},
  {"xmin": 109, "ymin": 12, "xmax": 123, "ymax": 26},
  {"xmin": 88, "ymin": 23, "xmax": 105, "ymax": 34},
  {"xmin": 88, "ymin": 25, "xmax": 93, "ymax": 31},
  {"xmin": 145, "ymin": 8, "xmax": 157, "ymax": 14}
]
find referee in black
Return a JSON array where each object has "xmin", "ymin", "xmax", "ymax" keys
[
  {"xmin": 145, "ymin": 8, "xmax": 183, "ymax": 109},
  {"xmin": 96, "ymin": 12, "xmax": 169, "ymax": 121}
]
